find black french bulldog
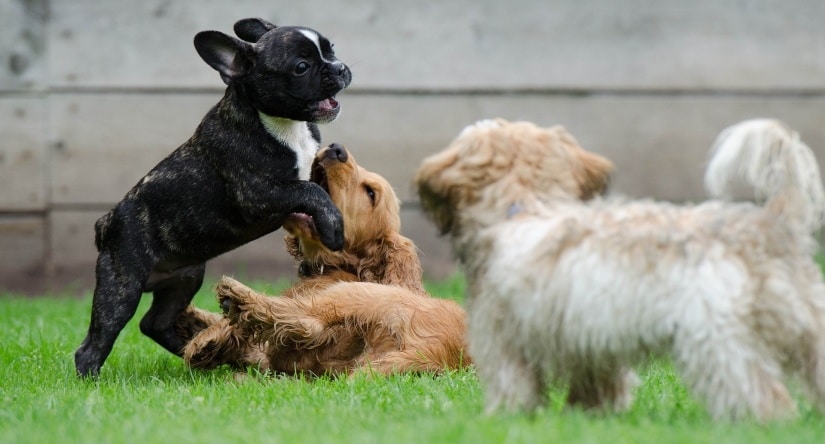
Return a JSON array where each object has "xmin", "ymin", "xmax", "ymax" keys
[{"xmin": 74, "ymin": 18, "xmax": 352, "ymax": 377}]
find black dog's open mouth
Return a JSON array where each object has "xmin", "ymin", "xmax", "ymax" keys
[
  {"xmin": 317, "ymin": 97, "xmax": 339, "ymax": 113},
  {"xmin": 308, "ymin": 96, "xmax": 341, "ymax": 123},
  {"xmin": 312, "ymin": 97, "xmax": 341, "ymax": 123}
]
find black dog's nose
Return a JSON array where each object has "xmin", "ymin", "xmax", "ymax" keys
[{"xmin": 325, "ymin": 143, "xmax": 348, "ymax": 163}]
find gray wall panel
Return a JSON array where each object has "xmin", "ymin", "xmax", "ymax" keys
[
  {"xmin": 47, "ymin": 0, "xmax": 825, "ymax": 90},
  {"xmin": 3, "ymin": 0, "xmax": 824, "ymax": 292}
]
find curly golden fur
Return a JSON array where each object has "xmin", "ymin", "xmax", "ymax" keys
[
  {"xmin": 178, "ymin": 144, "xmax": 468, "ymax": 375},
  {"xmin": 415, "ymin": 118, "xmax": 825, "ymax": 421},
  {"xmin": 213, "ymin": 276, "xmax": 468, "ymax": 375}
]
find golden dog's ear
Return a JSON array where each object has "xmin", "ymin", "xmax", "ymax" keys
[
  {"xmin": 358, "ymin": 234, "xmax": 425, "ymax": 294},
  {"xmin": 575, "ymin": 149, "xmax": 613, "ymax": 200},
  {"xmin": 284, "ymin": 235, "xmax": 304, "ymax": 261}
]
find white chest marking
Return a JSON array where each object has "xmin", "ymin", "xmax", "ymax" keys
[{"xmin": 258, "ymin": 112, "xmax": 319, "ymax": 180}]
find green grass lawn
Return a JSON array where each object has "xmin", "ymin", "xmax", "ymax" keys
[{"xmin": 2, "ymin": 274, "xmax": 825, "ymax": 444}]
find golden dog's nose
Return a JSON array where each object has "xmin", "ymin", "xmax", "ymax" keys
[{"xmin": 325, "ymin": 143, "xmax": 348, "ymax": 163}]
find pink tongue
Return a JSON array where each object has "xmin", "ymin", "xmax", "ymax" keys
[{"xmin": 318, "ymin": 98, "xmax": 336, "ymax": 111}]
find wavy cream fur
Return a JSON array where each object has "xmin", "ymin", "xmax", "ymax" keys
[
  {"xmin": 415, "ymin": 118, "xmax": 825, "ymax": 421},
  {"xmin": 705, "ymin": 118, "xmax": 825, "ymax": 232}
]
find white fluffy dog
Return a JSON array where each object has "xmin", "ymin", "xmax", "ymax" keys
[{"xmin": 415, "ymin": 118, "xmax": 825, "ymax": 421}]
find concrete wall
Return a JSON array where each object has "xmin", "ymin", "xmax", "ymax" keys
[{"xmin": 2, "ymin": 0, "xmax": 825, "ymax": 293}]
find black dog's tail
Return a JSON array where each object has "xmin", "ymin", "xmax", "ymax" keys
[
  {"xmin": 705, "ymin": 118, "xmax": 825, "ymax": 233},
  {"xmin": 94, "ymin": 210, "xmax": 114, "ymax": 251}
]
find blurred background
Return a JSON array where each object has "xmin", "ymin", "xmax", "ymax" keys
[{"xmin": 2, "ymin": 0, "xmax": 825, "ymax": 294}]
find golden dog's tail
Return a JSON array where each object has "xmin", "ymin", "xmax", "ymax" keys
[{"xmin": 704, "ymin": 118, "xmax": 825, "ymax": 232}]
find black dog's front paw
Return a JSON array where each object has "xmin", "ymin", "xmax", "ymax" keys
[
  {"xmin": 75, "ymin": 344, "xmax": 103, "ymax": 378},
  {"xmin": 316, "ymin": 210, "xmax": 344, "ymax": 251}
]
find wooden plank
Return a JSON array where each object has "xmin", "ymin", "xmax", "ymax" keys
[
  {"xmin": 48, "ymin": 210, "xmax": 99, "ymax": 267},
  {"xmin": 50, "ymin": 92, "xmax": 825, "ymax": 205},
  {"xmin": 49, "ymin": 0, "xmax": 825, "ymax": 90},
  {"xmin": 0, "ymin": 97, "xmax": 47, "ymax": 210},
  {"xmin": 49, "ymin": 93, "xmax": 216, "ymax": 204},
  {"xmin": 0, "ymin": 0, "xmax": 46, "ymax": 90},
  {"xmin": 0, "ymin": 216, "xmax": 45, "ymax": 276}
]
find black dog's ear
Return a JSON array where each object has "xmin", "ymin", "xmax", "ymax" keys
[
  {"xmin": 194, "ymin": 31, "xmax": 255, "ymax": 85},
  {"xmin": 233, "ymin": 18, "xmax": 276, "ymax": 43}
]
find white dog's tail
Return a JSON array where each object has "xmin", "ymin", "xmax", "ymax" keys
[{"xmin": 705, "ymin": 118, "xmax": 825, "ymax": 232}]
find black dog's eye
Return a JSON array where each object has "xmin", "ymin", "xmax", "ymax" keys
[
  {"xmin": 364, "ymin": 185, "xmax": 376, "ymax": 205},
  {"xmin": 294, "ymin": 61, "xmax": 310, "ymax": 75}
]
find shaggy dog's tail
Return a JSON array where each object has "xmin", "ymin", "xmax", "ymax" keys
[{"xmin": 705, "ymin": 118, "xmax": 825, "ymax": 232}]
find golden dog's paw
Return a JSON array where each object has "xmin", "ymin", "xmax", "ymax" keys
[
  {"xmin": 184, "ymin": 324, "xmax": 245, "ymax": 370},
  {"xmin": 214, "ymin": 276, "xmax": 257, "ymax": 320},
  {"xmin": 184, "ymin": 339, "xmax": 223, "ymax": 369},
  {"xmin": 186, "ymin": 341, "xmax": 221, "ymax": 370},
  {"xmin": 219, "ymin": 294, "xmax": 233, "ymax": 315}
]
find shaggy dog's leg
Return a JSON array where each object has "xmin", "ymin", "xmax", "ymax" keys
[
  {"xmin": 674, "ymin": 334, "xmax": 795, "ymax": 421},
  {"xmin": 479, "ymin": 350, "xmax": 545, "ymax": 414},
  {"xmin": 470, "ymin": 304, "xmax": 545, "ymax": 413},
  {"xmin": 804, "ymin": 338, "xmax": 825, "ymax": 412},
  {"xmin": 467, "ymin": 288, "xmax": 553, "ymax": 414},
  {"xmin": 566, "ymin": 366, "xmax": 639, "ymax": 412},
  {"xmin": 791, "ymin": 276, "xmax": 825, "ymax": 412},
  {"xmin": 797, "ymin": 287, "xmax": 825, "ymax": 412}
]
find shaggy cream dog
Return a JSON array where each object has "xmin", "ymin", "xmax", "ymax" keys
[{"xmin": 415, "ymin": 118, "xmax": 825, "ymax": 421}]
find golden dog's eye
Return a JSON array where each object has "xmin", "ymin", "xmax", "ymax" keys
[{"xmin": 364, "ymin": 185, "xmax": 376, "ymax": 205}]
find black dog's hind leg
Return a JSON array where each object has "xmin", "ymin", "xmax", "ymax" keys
[
  {"xmin": 140, "ymin": 264, "xmax": 206, "ymax": 356},
  {"xmin": 75, "ymin": 251, "xmax": 148, "ymax": 378}
]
